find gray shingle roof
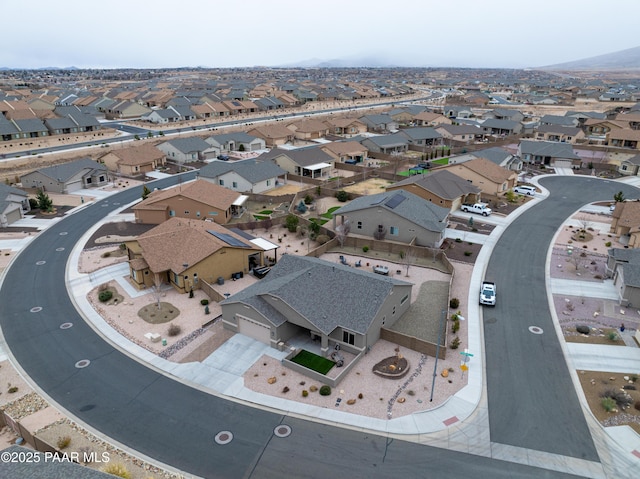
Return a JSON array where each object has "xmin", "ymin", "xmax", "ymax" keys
[
  {"xmin": 397, "ymin": 127, "xmax": 442, "ymax": 141},
  {"xmin": 332, "ymin": 189, "xmax": 449, "ymax": 233},
  {"xmin": 199, "ymin": 158, "xmax": 286, "ymax": 184},
  {"xmin": 472, "ymin": 147, "xmax": 513, "ymax": 165},
  {"xmin": 259, "ymin": 146, "xmax": 334, "ymax": 167},
  {"xmin": 391, "ymin": 169, "xmax": 481, "ymax": 200},
  {"xmin": 161, "ymin": 137, "xmax": 212, "ymax": 153},
  {"xmin": 519, "ymin": 140, "xmax": 581, "ymax": 159},
  {"xmin": 30, "ymin": 157, "xmax": 106, "ymax": 181},
  {"xmin": 224, "ymin": 255, "xmax": 410, "ymax": 335}
]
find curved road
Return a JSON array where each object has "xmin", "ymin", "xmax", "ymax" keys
[
  {"xmin": 485, "ymin": 175, "xmax": 639, "ymax": 460},
  {"xmin": 0, "ymin": 173, "xmax": 618, "ymax": 478}
]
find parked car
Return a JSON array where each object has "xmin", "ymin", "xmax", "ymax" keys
[
  {"xmin": 513, "ymin": 185, "xmax": 536, "ymax": 196},
  {"xmin": 461, "ymin": 203, "xmax": 492, "ymax": 216},
  {"xmin": 417, "ymin": 162, "xmax": 430, "ymax": 169},
  {"xmin": 217, "ymin": 154, "xmax": 230, "ymax": 161}
]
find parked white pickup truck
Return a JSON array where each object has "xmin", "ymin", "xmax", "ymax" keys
[
  {"xmin": 479, "ymin": 281, "xmax": 496, "ymax": 306},
  {"xmin": 461, "ymin": 203, "xmax": 492, "ymax": 216}
]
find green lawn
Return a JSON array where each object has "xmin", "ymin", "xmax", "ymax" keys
[
  {"xmin": 258, "ymin": 210, "xmax": 273, "ymax": 215},
  {"xmin": 310, "ymin": 217, "xmax": 329, "ymax": 225},
  {"xmin": 431, "ymin": 157, "xmax": 449, "ymax": 165},
  {"xmin": 290, "ymin": 350, "xmax": 335, "ymax": 374},
  {"xmin": 320, "ymin": 206, "xmax": 340, "ymax": 219}
]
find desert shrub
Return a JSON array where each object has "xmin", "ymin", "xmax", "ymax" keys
[
  {"xmin": 302, "ymin": 390, "xmax": 308, "ymax": 397},
  {"xmin": 635, "ymin": 400, "xmax": 640, "ymax": 411},
  {"xmin": 450, "ymin": 337, "xmax": 461, "ymax": 349},
  {"xmin": 449, "ymin": 297, "xmax": 460, "ymax": 309},
  {"xmin": 102, "ymin": 463, "xmax": 131, "ymax": 479},
  {"xmin": 101, "ymin": 251, "xmax": 111, "ymax": 258},
  {"xmin": 167, "ymin": 323, "xmax": 181, "ymax": 337},
  {"xmin": 282, "ymin": 386, "xmax": 290, "ymax": 393},
  {"xmin": 319, "ymin": 385, "xmax": 331, "ymax": 396},
  {"xmin": 464, "ymin": 251, "xmax": 473, "ymax": 256},
  {"xmin": 8, "ymin": 386, "xmax": 18, "ymax": 393},
  {"xmin": 358, "ymin": 393, "xmax": 363, "ymax": 399},
  {"xmin": 601, "ymin": 388, "xmax": 633, "ymax": 409},
  {"xmin": 119, "ymin": 243, "xmax": 127, "ymax": 251},
  {"xmin": 335, "ymin": 190, "xmax": 349, "ymax": 202},
  {"xmin": 200, "ymin": 299, "xmax": 209, "ymax": 306},
  {"xmin": 309, "ymin": 385, "xmax": 318, "ymax": 392},
  {"xmin": 606, "ymin": 331, "xmax": 619, "ymax": 341},
  {"xmin": 576, "ymin": 325, "xmax": 590, "ymax": 335},
  {"xmin": 362, "ymin": 245, "xmax": 369, "ymax": 253},
  {"xmin": 316, "ymin": 234, "xmax": 330, "ymax": 245},
  {"xmin": 605, "ymin": 241, "xmax": 612, "ymax": 247},
  {"xmin": 56, "ymin": 436, "xmax": 71, "ymax": 450},
  {"xmin": 452, "ymin": 320, "xmax": 460, "ymax": 333},
  {"xmin": 601, "ymin": 397, "xmax": 617, "ymax": 412},
  {"xmin": 285, "ymin": 214, "xmax": 299, "ymax": 233},
  {"xmin": 454, "ymin": 237, "xmax": 462, "ymax": 243},
  {"xmin": 98, "ymin": 290, "xmax": 113, "ymax": 303},
  {"xmin": 304, "ymin": 194, "xmax": 313, "ymax": 205}
]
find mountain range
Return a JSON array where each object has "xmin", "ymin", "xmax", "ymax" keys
[{"xmin": 539, "ymin": 45, "xmax": 640, "ymax": 70}]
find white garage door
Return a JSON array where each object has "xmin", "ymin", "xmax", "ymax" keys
[
  {"xmin": 553, "ymin": 159, "xmax": 572, "ymax": 169},
  {"xmin": 66, "ymin": 180, "xmax": 83, "ymax": 192},
  {"xmin": 238, "ymin": 316, "xmax": 271, "ymax": 344}
]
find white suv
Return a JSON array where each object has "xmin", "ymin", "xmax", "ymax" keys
[{"xmin": 514, "ymin": 185, "xmax": 536, "ymax": 196}]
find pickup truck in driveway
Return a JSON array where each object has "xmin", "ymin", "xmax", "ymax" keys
[
  {"xmin": 461, "ymin": 203, "xmax": 492, "ymax": 216},
  {"xmin": 479, "ymin": 281, "xmax": 496, "ymax": 306}
]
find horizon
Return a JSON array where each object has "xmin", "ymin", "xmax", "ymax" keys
[{"xmin": 2, "ymin": 0, "xmax": 640, "ymax": 71}]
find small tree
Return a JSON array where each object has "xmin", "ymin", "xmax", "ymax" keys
[
  {"xmin": 36, "ymin": 190, "xmax": 53, "ymax": 211},
  {"xmin": 402, "ymin": 248, "xmax": 416, "ymax": 277},
  {"xmin": 285, "ymin": 214, "xmax": 299, "ymax": 233},
  {"xmin": 614, "ymin": 191, "xmax": 625, "ymax": 203},
  {"xmin": 238, "ymin": 144, "xmax": 246, "ymax": 152},
  {"xmin": 141, "ymin": 185, "xmax": 151, "ymax": 200},
  {"xmin": 335, "ymin": 219, "xmax": 351, "ymax": 247},
  {"xmin": 335, "ymin": 190, "xmax": 349, "ymax": 202}
]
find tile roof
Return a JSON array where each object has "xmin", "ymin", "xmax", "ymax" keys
[
  {"xmin": 455, "ymin": 157, "xmax": 515, "ymax": 183},
  {"xmin": 133, "ymin": 179, "xmax": 241, "ymax": 212},
  {"xmin": 136, "ymin": 217, "xmax": 259, "ymax": 274},
  {"xmin": 104, "ymin": 143, "xmax": 165, "ymax": 166}
]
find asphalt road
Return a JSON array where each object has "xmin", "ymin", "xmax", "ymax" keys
[
  {"xmin": 0, "ymin": 173, "xmax": 609, "ymax": 478},
  {"xmin": 484, "ymin": 175, "xmax": 639, "ymax": 460}
]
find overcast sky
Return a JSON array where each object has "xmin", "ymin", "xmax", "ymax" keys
[{"xmin": 3, "ymin": 0, "xmax": 639, "ymax": 70}]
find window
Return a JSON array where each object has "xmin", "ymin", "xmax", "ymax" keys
[
  {"xmin": 357, "ymin": 221, "xmax": 362, "ymax": 229},
  {"xmin": 232, "ymin": 181, "xmax": 238, "ymax": 188},
  {"xmin": 401, "ymin": 294, "xmax": 409, "ymax": 305},
  {"xmin": 169, "ymin": 210, "xmax": 175, "ymax": 217},
  {"xmin": 99, "ymin": 176, "xmax": 105, "ymax": 182},
  {"xmin": 196, "ymin": 211, "xmax": 201, "ymax": 217},
  {"xmin": 267, "ymin": 180, "xmax": 271, "ymax": 186},
  {"xmin": 390, "ymin": 226, "xmax": 398, "ymax": 236},
  {"xmin": 219, "ymin": 179, "xmax": 224, "ymax": 186},
  {"xmin": 342, "ymin": 330, "xmax": 355, "ymax": 345},
  {"xmin": 86, "ymin": 177, "xmax": 92, "ymax": 184},
  {"xmin": 184, "ymin": 210, "xmax": 189, "ymax": 215},
  {"xmin": 392, "ymin": 306, "xmax": 396, "ymax": 315}
]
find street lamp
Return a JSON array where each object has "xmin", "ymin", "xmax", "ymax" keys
[{"xmin": 430, "ymin": 309, "xmax": 446, "ymax": 402}]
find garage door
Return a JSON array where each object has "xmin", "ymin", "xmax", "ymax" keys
[
  {"xmin": 5, "ymin": 208, "xmax": 22, "ymax": 225},
  {"xmin": 66, "ymin": 180, "xmax": 83, "ymax": 192},
  {"xmin": 553, "ymin": 159, "xmax": 572, "ymax": 169},
  {"xmin": 238, "ymin": 316, "xmax": 271, "ymax": 344}
]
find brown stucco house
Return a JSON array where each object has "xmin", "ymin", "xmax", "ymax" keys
[
  {"xmin": 247, "ymin": 124, "xmax": 295, "ymax": 147},
  {"xmin": 133, "ymin": 179, "xmax": 247, "ymax": 225},
  {"xmin": 440, "ymin": 157, "xmax": 518, "ymax": 197},
  {"xmin": 99, "ymin": 143, "xmax": 166, "ymax": 176},
  {"xmin": 386, "ymin": 169, "xmax": 482, "ymax": 211},
  {"xmin": 126, "ymin": 217, "xmax": 264, "ymax": 293},
  {"xmin": 610, "ymin": 201, "xmax": 640, "ymax": 248}
]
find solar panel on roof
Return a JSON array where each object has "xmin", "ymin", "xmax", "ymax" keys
[
  {"xmin": 207, "ymin": 230, "xmax": 250, "ymax": 248},
  {"xmin": 385, "ymin": 193, "xmax": 406, "ymax": 209}
]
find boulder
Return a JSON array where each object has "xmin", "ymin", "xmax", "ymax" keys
[{"xmin": 576, "ymin": 325, "xmax": 590, "ymax": 335}]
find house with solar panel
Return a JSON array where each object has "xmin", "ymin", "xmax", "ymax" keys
[
  {"xmin": 331, "ymin": 189, "xmax": 449, "ymax": 248},
  {"xmin": 125, "ymin": 217, "xmax": 265, "ymax": 293}
]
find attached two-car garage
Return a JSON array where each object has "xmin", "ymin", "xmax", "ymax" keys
[{"xmin": 237, "ymin": 315, "xmax": 271, "ymax": 344}]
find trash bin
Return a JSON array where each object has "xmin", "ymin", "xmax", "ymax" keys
[
  {"xmin": 217, "ymin": 276, "xmax": 224, "ymax": 285},
  {"xmin": 162, "ymin": 338, "xmax": 167, "ymax": 346}
]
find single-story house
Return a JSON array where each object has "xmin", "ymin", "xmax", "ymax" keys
[
  {"xmin": 320, "ymin": 141, "xmax": 368, "ymax": 164},
  {"xmin": 133, "ymin": 179, "xmax": 247, "ymax": 224},
  {"xmin": 257, "ymin": 147, "xmax": 334, "ymax": 179},
  {"xmin": 0, "ymin": 183, "xmax": 30, "ymax": 227},
  {"xmin": 205, "ymin": 132, "xmax": 266, "ymax": 153},
  {"xmin": 611, "ymin": 201, "xmax": 640, "ymax": 248},
  {"xmin": 198, "ymin": 158, "xmax": 288, "ymax": 194},
  {"xmin": 481, "ymin": 118, "xmax": 522, "ymax": 136},
  {"xmin": 324, "ymin": 118, "xmax": 368, "ymax": 137},
  {"xmin": 397, "ymin": 127, "xmax": 443, "ymax": 148},
  {"xmin": 126, "ymin": 217, "xmax": 264, "ymax": 293},
  {"xmin": 358, "ymin": 114, "xmax": 398, "ymax": 132},
  {"xmin": 331, "ymin": 189, "xmax": 449, "ymax": 248},
  {"xmin": 21, "ymin": 158, "xmax": 108, "ymax": 193},
  {"xmin": 468, "ymin": 146, "xmax": 523, "ymax": 171},
  {"xmin": 435, "ymin": 124, "xmax": 483, "ymax": 143},
  {"xmin": 157, "ymin": 137, "xmax": 218, "ymax": 163},
  {"xmin": 286, "ymin": 118, "xmax": 330, "ymax": 140},
  {"xmin": 607, "ymin": 128, "xmax": 640, "ymax": 150},
  {"xmin": 99, "ymin": 144, "xmax": 166, "ymax": 176},
  {"xmin": 247, "ymin": 124, "xmax": 295, "ymax": 147},
  {"xmin": 360, "ymin": 133, "xmax": 409, "ymax": 154},
  {"xmin": 535, "ymin": 124, "xmax": 585, "ymax": 144},
  {"xmin": 386, "ymin": 169, "xmax": 482, "ymax": 211},
  {"xmin": 440, "ymin": 157, "xmax": 518, "ymax": 197},
  {"xmin": 618, "ymin": 154, "xmax": 640, "ymax": 176},
  {"xmin": 221, "ymin": 254, "xmax": 413, "ymax": 360},
  {"xmin": 606, "ymin": 247, "xmax": 640, "ymax": 306},
  {"xmin": 104, "ymin": 100, "xmax": 151, "ymax": 120},
  {"xmin": 518, "ymin": 140, "xmax": 583, "ymax": 169}
]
